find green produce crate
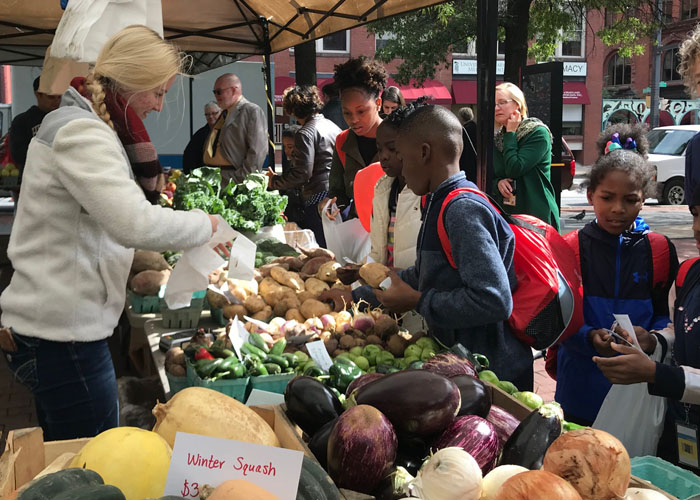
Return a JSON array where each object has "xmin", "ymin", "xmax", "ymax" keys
[
  {"xmin": 210, "ymin": 305, "xmax": 227, "ymax": 327},
  {"xmin": 248, "ymin": 373, "xmax": 295, "ymax": 396},
  {"xmin": 186, "ymin": 362, "xmax": 198, "ymax": 386},
  {"xmin": 166, "ymin": 371, "xmax": 190, "ymax": 397},
  {"xmin": 128, "ymin": 289, "xmax": 161, "ymax": 314},
  {"xmin": 0, "ymin": 175, "xmax": 19, "ymax": 187},
  {"xmin": 159, "ymin": 290, "xmax": 206, "ymax": 329},
  {"xmin": 195, "ymin": 375, "xmax": 250, "ymax": 403},
  {"xmin": 631, "ymin": 456, "xmax": 700, "ymax": 499}
]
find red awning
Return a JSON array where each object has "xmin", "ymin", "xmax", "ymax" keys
[
  {"xmin": 562, "ymin": 81, "xmax": 590, "ymax": 105},
  {"xmin": 274, "ymin": 76, "xmax": 296, "ymax": 104},
  {"xmin": 388, "ymin": 78, "xmax": 452, "ymax": 105},
  {"xmin": 452, "ymin": 80, "xmax": 477, "ymax": 104}
]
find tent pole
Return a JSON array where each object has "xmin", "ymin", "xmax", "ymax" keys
[
  {"xmin": 261, "ymin": 18, "xmax": 276, "ymax": 171},
  {"xmin": 475, "ymin": 0, "xmax": 498, "ymax": 192}
]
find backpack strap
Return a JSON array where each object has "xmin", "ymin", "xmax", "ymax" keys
[
  {"xmin": 647, "ymin": 232, "xmax": 672, "ymax": 289},
  {"xmin": 675, "ymin": 257, "xmax": 700, "ymax": 309},
  {"xmin": 335, "ymin": 129, "xmax": 350, "ymax": 168}
]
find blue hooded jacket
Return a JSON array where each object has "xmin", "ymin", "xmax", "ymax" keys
[{"xmin": 555, "ymin": 217, "xmax": 677, "ymax": 422}]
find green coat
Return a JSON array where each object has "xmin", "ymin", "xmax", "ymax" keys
[{"xmin": 492, "ymin": 125, "xmax": 560, "ymax": 231}]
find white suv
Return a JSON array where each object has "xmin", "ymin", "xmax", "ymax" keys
[{"xmin": 647, "ymin": 125, "xmax": 700, "ymax": 205}]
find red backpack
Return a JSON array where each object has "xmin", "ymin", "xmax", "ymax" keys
[
  {"xmin": 544, "ymin": 229, "xmax": 674, "ymax": 379},
  {"xmin": 438, "ymin": 187, "xmax": 584, "ymax": 350}
]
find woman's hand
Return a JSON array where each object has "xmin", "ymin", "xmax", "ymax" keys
[
  {"xmin": 266, "ymin": 167, "xmax": 276, "ymax": 188},
  {"xmin": 505, "ymin": 109, "xmax": 522, "ymax": 133},
  {"xmin": 593, "ymin": 343, "xmax": 657, "ymax": 384},
  {"xmin": 497, "ymin": 178, "xmax": 514, "ymax": 198},
  {"xmin": 318, "ymin": 197, "xmax": 340, "ymax": 221},
  {"xmin": 207, "ymin": 215, "xmax": 219, "ymax": 236},
  {"xmin": 375, "ymin": 271, "xmax": 422, "ymax": 314}
]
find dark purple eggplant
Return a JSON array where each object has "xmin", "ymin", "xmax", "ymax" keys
[
  {"xmin": 500, "ymin": 402, "xmax": 563, "ymax": 470},
  {"xmin": 284, "ymin": 376, "xmax": 344, "ymax": 436},
  {"xmin": 451, "ymin": 374, "xmax": 491, "ymax": 418},
  {"xmin": 308, "ymin": 417, "xmax": 337, "ymax": 470},
  {"xmin": 327, "ymin": 404, "xmax": 398, "ymax": 494},
  {"xmin": 353, "ymin": 370, "xmax": 460, "ymax": 436},
  {"xmin": 422, "ymin": 353, "xmax": 477, "ymax": 378},
  {"xmin": 395, "ymin": 434, "xmax": 431, "ymax": 476},
  {"xmin": 487, "ymin": 405, "xmax": 520, "ymax": 450},
  {"xmin": 372, "ymin": 466, "xmax": 415, "ymax": 500},
  {"xmin": 433, "ymin": 415, "xmax": 499, "ymax": 474},
  {"xmin": 346, "ymin": 372, "xmax": 384, "ymax": 397}
]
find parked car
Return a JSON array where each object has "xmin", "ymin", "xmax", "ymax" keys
[
  {"xmin": 646, "ymin": 125, "xmax": 700, "ymax": 205},
  {"xmin": 560, "ymin": 138, "xmax": 575, "ymax": 191}
]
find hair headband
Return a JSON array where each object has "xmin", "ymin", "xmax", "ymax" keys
[{"xmin": 604, "ymin": 132, "xmax": 637, "ymax": 154}]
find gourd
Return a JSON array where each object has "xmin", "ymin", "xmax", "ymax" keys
[
  {"xmin": 207, "ymin": 479, "xmax": 281, "ymax": 500},
  {"xmin": 52, "ymin": 484, "xmax": 126, "ymax": 500},
  {"xmin": 69, "ymin": 426, "xmax": 172, "ymax": 500},
  {"xmin": 296, "ymin": 456, "xmax": 341, "ymax": 500},
  {"xmin": 17, "ymin": 468, "xmax": 104, "ymax": 500}
]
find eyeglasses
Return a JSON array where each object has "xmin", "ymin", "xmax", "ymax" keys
[
  {"xmin": 204, "ymin": 112, "xmax": 220, "ymax": 117},
  {"xmin": 495, "ymin": 99, "xmax": 514, "ymax": 108},
  {"xmin": 213, "ymin": 86, "xmax": 235, "ymax": 96}
]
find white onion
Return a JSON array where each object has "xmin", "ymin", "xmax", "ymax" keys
[
  {"xmin": 543, "ymin": 428, "xmax": 630, "ymax": 500},
  {"xmin": 624, "ymin": 488, "xmax": 669, "ymax": 499},
  {"xmin": 409, "ymin": 447, "xmax": 482, "ymax": 500},
  {"xmin": 480, "ymin": 465, "xmax": 528, "ymax": 500}
]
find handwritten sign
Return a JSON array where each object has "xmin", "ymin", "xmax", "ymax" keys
[
  {"xmin": 164, "ymin": 432, "xmax": 304, "ymax": 500},
  {"xmin": 306, "ymin": 340, "xmax": 333, "ymax": 372},
  {"xmin": 228, "ymin": 233, "xmax": 256, "ymax": 282},
  {"xmin": 228, "ymin": 317, "xmax": 250, "ymax": 360}
]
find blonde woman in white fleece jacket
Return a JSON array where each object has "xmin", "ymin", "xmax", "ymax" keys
[{"xmin": 0, "ymin": 26, "xmax": 218, "ymax": 441}]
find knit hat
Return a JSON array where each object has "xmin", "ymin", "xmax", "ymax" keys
[{"xmin": 690, "ymin": 184, "xmax": 700, "ymax": 210}]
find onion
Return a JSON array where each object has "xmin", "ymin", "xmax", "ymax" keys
[
  {"xmin": 320, "ymin": 314, "xmax": 336, "ymax": 332},
  {"xmin": 334, "ymin": 310, "xmax": 353, "ymax": 332},
  {"xmin": 542, "ymin": 428, "xmax": 630, "ymax": 500},
  {"xmin": 268, "ymin": 316, "xmax": 286, "ymax": 336},
  {"xmin": 481, "ymin": 465, "xmax": 529, "ymax": 500},
  {"xmin": 409, "ymin": 447, "xmax": 482, "ymax": 500},
  {"xmin": 624, "ymin": 488, "xmax": 669, "ymax": 499},
  {"xmin": 305, "ymin": 317, "xmax": 323, "ymax": 331},
  {"xmin": 352, "ymin": 312, "xmax": 376, "ymax": 332},
  {"xmin": 281, "ymin": 320, "xmax": 299, "ymax": 335},
  {"xmin": 496, "ymin": 470, "xmax": 582, "ymax": 500}
]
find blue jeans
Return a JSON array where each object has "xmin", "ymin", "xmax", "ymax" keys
[{"xmin": 1, "ymin": 331, "xmax": 118, "ymax": 440}]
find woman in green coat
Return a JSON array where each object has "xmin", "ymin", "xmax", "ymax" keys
[{"xmin": 491, "ymin": 82, "xmax": 560, "ymax": 230}]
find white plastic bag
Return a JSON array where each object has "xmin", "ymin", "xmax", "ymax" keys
[
  {"xmin": 321, "ymin": 200, "xmax": 371, "ymax": 264},
  {"xmin": 593, "ymin": 344, "xmax": 667, "ymax": 458}
]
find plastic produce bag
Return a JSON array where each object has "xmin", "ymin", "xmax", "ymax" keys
[
  {"xmin": 321, "ymin": 200, "xmax": 371, "ymax": 264},
  {"xmin": 593, "ymin": 343, "xmax": 667, "ymax": 458}
]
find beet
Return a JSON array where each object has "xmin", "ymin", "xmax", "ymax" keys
[
  {"xmin": 327, "ymin": 405, "xmax": 397, "ymax": 494},
  {"xmin": 433, "ymin": 415, "xmax": 499, "ymax": 474},
  {"xmin": 421, "ymin": 353, "xmax": 477, "ymax": 378}
]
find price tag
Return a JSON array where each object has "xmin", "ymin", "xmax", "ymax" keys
[
  {"xmin": 246, "ymin": 389, "xmax": 285, "ymax": 407},
  {"xmin": 306, "ymin": 340, "xmax": 333, "ymax": 373},
  {"xmin": 228, "ymin": 317, "xmax": 250, "ymax": 360},
  {"xmin": 164, "ymin": 432, "xmax": 304, "ymax": 500},
  {"xmin": 228, "ymin": 233, "xmax": 256, "ymax": 282}
]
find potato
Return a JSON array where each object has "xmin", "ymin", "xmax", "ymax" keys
[
  {"xmin": 252, "ymin": 305, "xmax": 273, "ymax": 322},
  {"xmin": 259, "ymin": 262, "xmax": 289, "ymax": 278},
  {"xmin": 262, "ymin": 287, "xmax": 296, "ymax": 307},
  {"xmin": 165, "ymin": 347, "xmax": 185, "ymax": 366},
  {"xmin": 300, "ymin": 256, "xmax": 333, "ymax": 277},
  {"xmin": 387, "ymin": 333, "xmax": 409, "ymax": 357},
  {"xmin": 244, "ymin": 295, "xmax": 267, "ymax": 314},
  {"xmin": 285, "ymin": 308, "xmax": 305, "ymax": 323},
  {"xmin": 206, "ymin": 288, "xmax": 231, "ymax": 310},
  {"xmin": 300, "ymin": 298, "xmax": 332, "ymax": 319},
  {"xmin": 130, "ymin": 269, "xmax": 170, "ymax": 296},
  {"xmin": 300, "ymin": 247, "xmax": 336, "ymax": 260},
  {"xmin": 226, "ymin": 278, "xmax": 258, "ymax": 301},
  {"xmin": 270, "ymin": 266, "xmax": 305, "ymax": 292},
  {"xmin": 305, "ymin": 277, "xmax": 330, "ymax": 297},
  {"xmin": 260, "ymin": 277, "xmax": 283, "ymax": 297},
  {"xmin": 359, "ymin": 262, "xmax": 391, "ymax": 288},
  {"xmin": 339, "ymin": 334, "xmax": 356, "ymax": 350},
  {"xmin": 354, "ymin": 338, "xmax": 367, "ymax": 347},
  {"xmin": 366, "ymin": 335, "xmax": 382, "ymax": 345},
  {"xmin": 332, "ymin": 349, "xmax": 348, "ymax": 357},
  {"xmin": 132, "ymin": 250, "xmax": 171, "ymax": 274},
  {"xmin": 272, "ymin": 256, "xmax": 305, "ymax": 271},
  {"xmin": 166, "ymin": 363, "xmax": 186, "ymax": 377},
  {"xmin": 325, "ymin": 338, "xmax": 339, "ymax": 354},
  {"xmin": 332, "ymin": 282, "xmax": 349, "ymax": 290},
  {"xmin": 297, "ymin": 290, "xmax": 315, "ymax": 304},
  {"xmin": 273, "ymin": 300, "xmax": 290, "ymax": 318},
  {"xmin": 223, "ymin": 304, "xmax": 248, "ymax": 320},
  {"xmin": 316, "ymin": 261, "xmax": 341, "ymax": 283},
  {"xmin": 254, "ymin": 269, "xmax": 263, "ymax": 283}
]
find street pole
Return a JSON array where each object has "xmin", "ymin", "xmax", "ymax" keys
[
  {"xmin": 649, "ymin": 0, "xmax": 662, "ymax": 129},
  {"xmin": 475, "ymin": 0, "xmax": 498, "ymax": 192}
]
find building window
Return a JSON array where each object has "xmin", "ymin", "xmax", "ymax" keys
[
  {"xmin": 663, "ymin": 0, "xmax": 674, "ymax": 22},
  {"xmin": 316, "ymin": 30, "xmax": 349, "ymax": 53},
  {"xmin": 375, "ymin": 32, "xmax": 395, "ymax": 51},
  {"xmin": 604, "ymin": 9, "xmax": 617, "ymax": 27},
  {"xmin": 682, "ymin": 0, "xmax": 698, "ymax": 20},
  {"xmin": 662, "ymin": 48, "xmax": 682, "ymax": 82},
  {"xmin": 605, "ymin": 52, "xmax": 631, "ymax": 86},
  {"xmin": 555, "ymin": 13, "xmax": 585, "ymax": 58}
]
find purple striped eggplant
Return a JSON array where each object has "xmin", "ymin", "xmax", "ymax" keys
[
  {"xmin": 353, "ymin": 370, "xmax": 461, "ymax": 436},
  {"xmin": 421, "ymin": 353, "xmax": 477, "ymax": 378},
  {"xmin": 433, "ymin": 415, "xmax": 499, "ymax": 474},
  {"xmin": 451, "ymin": 374, "xmax": 491, "ymax": 418},
  {"xmin": 487, "ymin": 405, "xmax": 521, "ymax": 450},
  {"xmin": 327, "ymin": 404, "xmax": 397, "ymax": 494}
]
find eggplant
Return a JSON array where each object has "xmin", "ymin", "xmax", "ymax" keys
[
  {"xmin": 395, "ymin": 433, "xmax": 431, "ymax": 476},
  {"xmin": 345, "ymin": 372, "xmax": 384, "ymax": 397},
  {"xmin": 421, "ymin": 352, "xmax": 477, "ymax": 378},
  {"xmin": 372, "ymin": 466, "xmax": 414, "ymax": 500},
  {"xmin": 308, "ymin": 417, "xmax": 337, "ymax": 470},
  {"xmin": 353, "ymin": 370, "xmax": 460, "ymax": 436},
  {"xmin": 451, "ymin": 374, "xmax": 491, "ymax": 417},
  {"xmin": 433, "ymin": 415, "xmax": 499, "ymax": 474},
  {"xmin": 487, "ymin": 405, "xmax": 521, "ymax": 449},
  {"xmin": 284, "ymin": 376, "xmax": 344, "ymax": 436},
  {"xmin": 327, "ymin": 404, "xmax": 398, "ymax": 494},
  {"xmin": 499, "ymin": 402, "xmax": 563, "ymax": 470}
]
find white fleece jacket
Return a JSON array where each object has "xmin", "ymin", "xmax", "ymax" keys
[
  {"xmin": 0, "ymin": 88, "xmax": 213, "ymax": 342},
  {"xmin": 368, "ymin": 174, "xmax": 422, "ymax": 269}
]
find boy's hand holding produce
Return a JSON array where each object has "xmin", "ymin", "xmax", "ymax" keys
[
  {"xmin": 593, "ymin": 343, "xmax": 656, "ymax": 384},
  {"xmin": 375, "ymin": 270, "xmax": 421, "ymax": 313},
  {"xmin": 588, "ymin": 328, "xmax": 619, "ymax": 357}
]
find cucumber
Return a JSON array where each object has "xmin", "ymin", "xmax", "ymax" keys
[
  {"xmin": 242, "ymin": 342, "xmax": 267, "ymax": 359},
  {"xmin": 249, "ymin": 332, "xmax": 270, "ymax": 353},
  {"xmin": 264, "ymin": 354, "xmax": 289, "ymax": 369},
  {"xmin": 264, "ymin": 363, "xmax": 282, "ymax": 375},
  {"xmin": 270, "ymin": 338, "xmax": 287, "ymax": 356}
]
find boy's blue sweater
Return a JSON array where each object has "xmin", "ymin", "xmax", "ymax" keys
[
  {"xmin": 555, "ymin": 218, "xmax": 676, "ymax": 423},
  {"xmin": 356, "ymin": 172, "xmax": 533, "ymax": 383}
]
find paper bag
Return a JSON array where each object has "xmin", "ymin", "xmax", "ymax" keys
[
  {"xmin": 321, "ymin": 200, "xmax": 371, "ymax": 264},
  {"xmin": 38, "ymin": 47, "xmax": 90, "ymax": 96}
]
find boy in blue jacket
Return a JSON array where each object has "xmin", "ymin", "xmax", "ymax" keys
[{"xmin": 374, "ymin": 105, "xmax": 533, "ymax": 389}]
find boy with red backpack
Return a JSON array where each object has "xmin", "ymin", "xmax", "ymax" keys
[{"xmin": 553, "ymin": 124, "xmax": 678, "ymax": 427}]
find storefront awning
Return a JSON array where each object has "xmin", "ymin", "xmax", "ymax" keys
[{"xmin": 562, "ymin": 82, "xmax": 590, "ymax": 105}]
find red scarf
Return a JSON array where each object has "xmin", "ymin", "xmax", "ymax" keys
[{"xmin": 71, "ymin": 77, "xmax": 162, "ymax": 204}]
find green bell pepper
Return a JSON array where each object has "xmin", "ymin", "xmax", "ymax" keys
[
  {"xmin": 196, "ymin": 358, "xmax": 223, "ymax": 378},
  {"xmin": 329, "ymin": 358, "xmax": 363, "ymax": 393},
  {"xmin": 303, "ymin": 364, "xmax": 326, "ymax": 377}
]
